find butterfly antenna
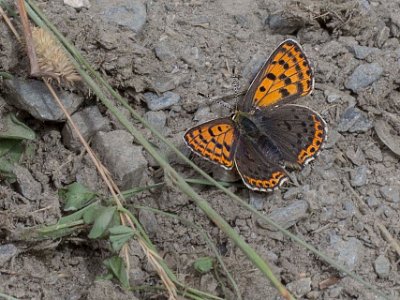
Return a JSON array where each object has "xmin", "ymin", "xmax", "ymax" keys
[
  {"xmin": 212, "ymin": 66, "xmax": 243, "ymax": 110},
  {"xmin": 232, "ymin": 74, "xmax": 241, "ymax": 107},
  {"xmin": 216, "ymin": 99, "xmax": 234, "ymax": 110}
]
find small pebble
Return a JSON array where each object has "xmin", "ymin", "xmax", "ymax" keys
[
  {"xmin": 138, "ymin": 209, "xmax": 158, "ymax": 238},
  {"xmin": 329, "ymin": 235, "xmax": 363, "ymax": 272},
  {"xmin": 153, "ymin": 76, "xmax": 177, "ymax": 93},
  {"xmin": 364, "ymin": 144, "xmax": 383, "ymax": 162},
  {"xmin": 266, "ymin": 13, "xmax": 304, "ymax": 34},
  {"xmin": 286, "ymin": 278, "xmax": 311, "ymax": 298},
  {"xmin": 345, "ymin": 63, "xmax": 383, "ymax": 93},
  {"xmin": 379, "ymin": 186, "xmax": 400, "ymax": 203},
  {"xmin": 14, "ymin": 165, "xmax": 41, "ymax": 201},
  {"xmin": 283, "ymin": 187, "xmax": 303, "ymax": 200},
  {"xmin": 320, "ymin": 40, "xmax": 348, "ymax": 57},
  {"xmin": 92, "ymin": 130, "xmax": 147, "ymax": 189},
  {"xmin": 0, "ymin": 244, "xmax": 18, "ymax": 267},
  {"xmin": 365, "ymin": 195, "xmax": 380, "ymax": 208},
  {"xmin": 144, "ymin": 111, "xmax": 167, "ymax": 131},
  {"xmin": 336, "ymin": 106, "xmax": 372, "ymax": 133},
  {"xmin": 154, "ymin": 41, "xmax": 176, "ymax": 61},
  {"xmin": 62, "ymin": 106, "xmax": 109, "ymax": 151},
  {"xmin": 249, "ymin": 192, "xmax": 266, "ymax": 210},
  {"xmin": 343, "ymin": 201, "xmax": 358, "ymax": 216},
  {"xmin": 324, "ymin": 129, "xmax": 342, "ymax": 149},
  {"xmin": 374, "ymin": 255, "xmax": 390, "ymax": 278},
  {"xmin": 91, "ymin": 0, "xmax": 147, "ymax": 33},
  {"xmin": 345, "ymin": 147, "xmax": 364, "ymax": 166},
  {"xmin": 327, "ymin": 287, "xmax": 342, "ymax": 298},
  {"xmin": 258, "ymin": 200, "xmax": 309, "ymax": 230},
  {"xmin": 64, "ymin": 0, "xmax": 90, "ymax": 9},
  {"xmin": 351, "ymin": 45, "xmax": 378, "ymax": 59},
  {"xmin": 350, "ymin": 165, "xmax": 368, "ymax": 187},
  {"xmin": 144, "ymin": 91, "xmax": 181, "ymax": 111},
  {"xmin": 194, "ymin": 106, "xmax": 218, "ymax": 122},
  {"xmin": 375, "ymin": 26, "xmax": 390, "ymax": 48},
  {"xmin": 326, "ymin": 93, "xmax": 341, "ymax": 103},
  {"xmin": 181, "ymin": 47, "xmax": 200, "ymax": 67}
]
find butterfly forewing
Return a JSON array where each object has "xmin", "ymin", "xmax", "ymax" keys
[
  {"xmin": 239, "ymin": 39, "xmax": 314, "ymax": 112},
  {"xmin": 184, "ymin": 117, "xmax": 239, "ymax": 169}
]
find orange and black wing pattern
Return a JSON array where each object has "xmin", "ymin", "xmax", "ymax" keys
[
  {"xmin": 239, "ymin": 39, "xmax": 314, "ymax": 112},
  {"xmin": 254, "ymin": 104, "xmax": 327, "ymax": 167},
  {"xmin": 184, "ymin": 117, "xmax": 239, "ymax": 169}
]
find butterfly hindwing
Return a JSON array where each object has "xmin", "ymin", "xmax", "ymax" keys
[
  {"xmin": 239, "ymin": 39, "xmax": 314, "ymax": 112},
  {"xmin": 184, "ymin": 117, "xmax": 239, "ymax": 169},
  {"xmin": 234, "ymin": 136, "xmax": 288, "ymax": 192},
  {"xmin": 253, "ymin": 104, "xmax": 327, "ymax": 167}
]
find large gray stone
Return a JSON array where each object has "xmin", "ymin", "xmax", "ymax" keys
[
  {"xmin": 286, "ymin": 278, "xmax": 311, "ymax": 298},
  {"xmin": 379, "ymin": 186, "xmax": 400, "ymax": 203},
  {"xmin": 91, "ymin": 0, "xmax": 147, "ymax": 33},
  {"xmin": 374, "ymin": 255, "xmax": 390, "ymax": 278},
  {"xmin": 345, "ymin": 63, "xmax": 383, "ymax": 93},
  {"xmin": 92, "ymin": 130, "xmax": 147, "ymax": 189},
  {"xmin": 0, "ymin": 244, "xmax": 19, "ymax": 267},
  {"xmin": 337, "ymin": 106, "xmax": 372, "ymax": 133},
  {"xmin": 144, "ymin": 91, "xmax": 180, "ymax": 111},
  {"xmin": 3, "ymin": 78, "xmax": 83, "ymax": 121},
  {"xmin": 62, "ymin": 106, "xmax": 110, "ymax": 151},
  {"xmin": 351, "ymin": 45, "xmax": 379, "ymax": 59},
  {"xmin": 154, "ymin": 41, "xmax": 177, "ymax": 62},
  {"xmin": 14, "ymin": 165, "xmax": 41, "ymax": 201},
  {"xmin": 329, "ymin": 235, "xmax": 363, "ymax": 272},
  {"xmin": 266, "ymin": 13, "xmax": 304, "ymax": 34},
  {"xmin": 350, "ymin": 165, "xmax": 368, "ymax": 187},
  {"xmin": 144, "ymin": 111, "xmax": 167, "ymax": 132},
  {"xmin": 258, "ymin": 200, "xmax": 309, "ymax": 230}
]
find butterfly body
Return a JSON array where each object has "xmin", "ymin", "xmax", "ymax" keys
[
  {"xmin": 184, "ymin": 39, "xmax": 328, "ymax": 192},
  {"xmin": 234, "ymin": 110, "xmax": 285, "ymax": 162}
]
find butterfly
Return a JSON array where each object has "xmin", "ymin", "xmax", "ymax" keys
[{"xmin": 184, "ymin": 39, "xmax": 328, "ymax": 192}]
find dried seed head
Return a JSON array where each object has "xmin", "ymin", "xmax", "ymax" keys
[{"xmin": 31, "ymin": 27, "xmax": 80, "ymax": 85}]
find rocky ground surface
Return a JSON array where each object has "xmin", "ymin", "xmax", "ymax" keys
[{"xmin": 0, "ymin": 0, "xmax": 400, "ymax": 299}]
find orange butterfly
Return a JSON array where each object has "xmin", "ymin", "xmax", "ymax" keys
[{"xmin": 184, "ymin": 39, "xmax": 327, "ymax": 192}]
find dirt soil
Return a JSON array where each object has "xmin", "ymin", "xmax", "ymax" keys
[{"xmin": 1, "ymin": 0, "xmax": 400, "ymax": 299}]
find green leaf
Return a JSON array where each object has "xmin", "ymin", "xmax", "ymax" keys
[
  {"xmin": 0, "ymin": 72, "xmax": 14, "ymax": 80},
  {"xmin": 88, "ymin": 206, "xmax": 117, "ymax": 239},
  {"xmin": 58, "ymin": 202, "xmax": 99, "ymax": 225},
  {"xmin": 0, "ymin": 139, "xmax": 24, "ymax": 181},
  {"xmin": 59, "ymin": 182, "xmax": 97, "ymax": 211},
  {"xmin": 109, "ymin": 225, "xmax": 134, "ymax": 252},
  {"xmin": 0, "ymin": 113, "xmax": 35, "ymax": 140},
  {"xmin": 0, "ymin": 139, "xmax": 21, "ymax": 156},
  {"xmin": 194, "ymin": 256, "xmax": 214, "ymax": 273},
  {"xmin": 83, "ymin": 205, "xmax": 106, "ymax": 224},
  {"xmin": 0, "ymin": 114, "xmax": 35, "ymax": 180},
  {"xmin": 37, "ymin": 222, "xmax": 83, "ymax": 239},
  {"xmin": 103, "ymin": 256, "xmax": 129, "ymax": 289}
]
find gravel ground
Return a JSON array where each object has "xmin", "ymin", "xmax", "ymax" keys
[{"xmin": 0, "ymin": 0, "xmax": 400, "ymax": 299}]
